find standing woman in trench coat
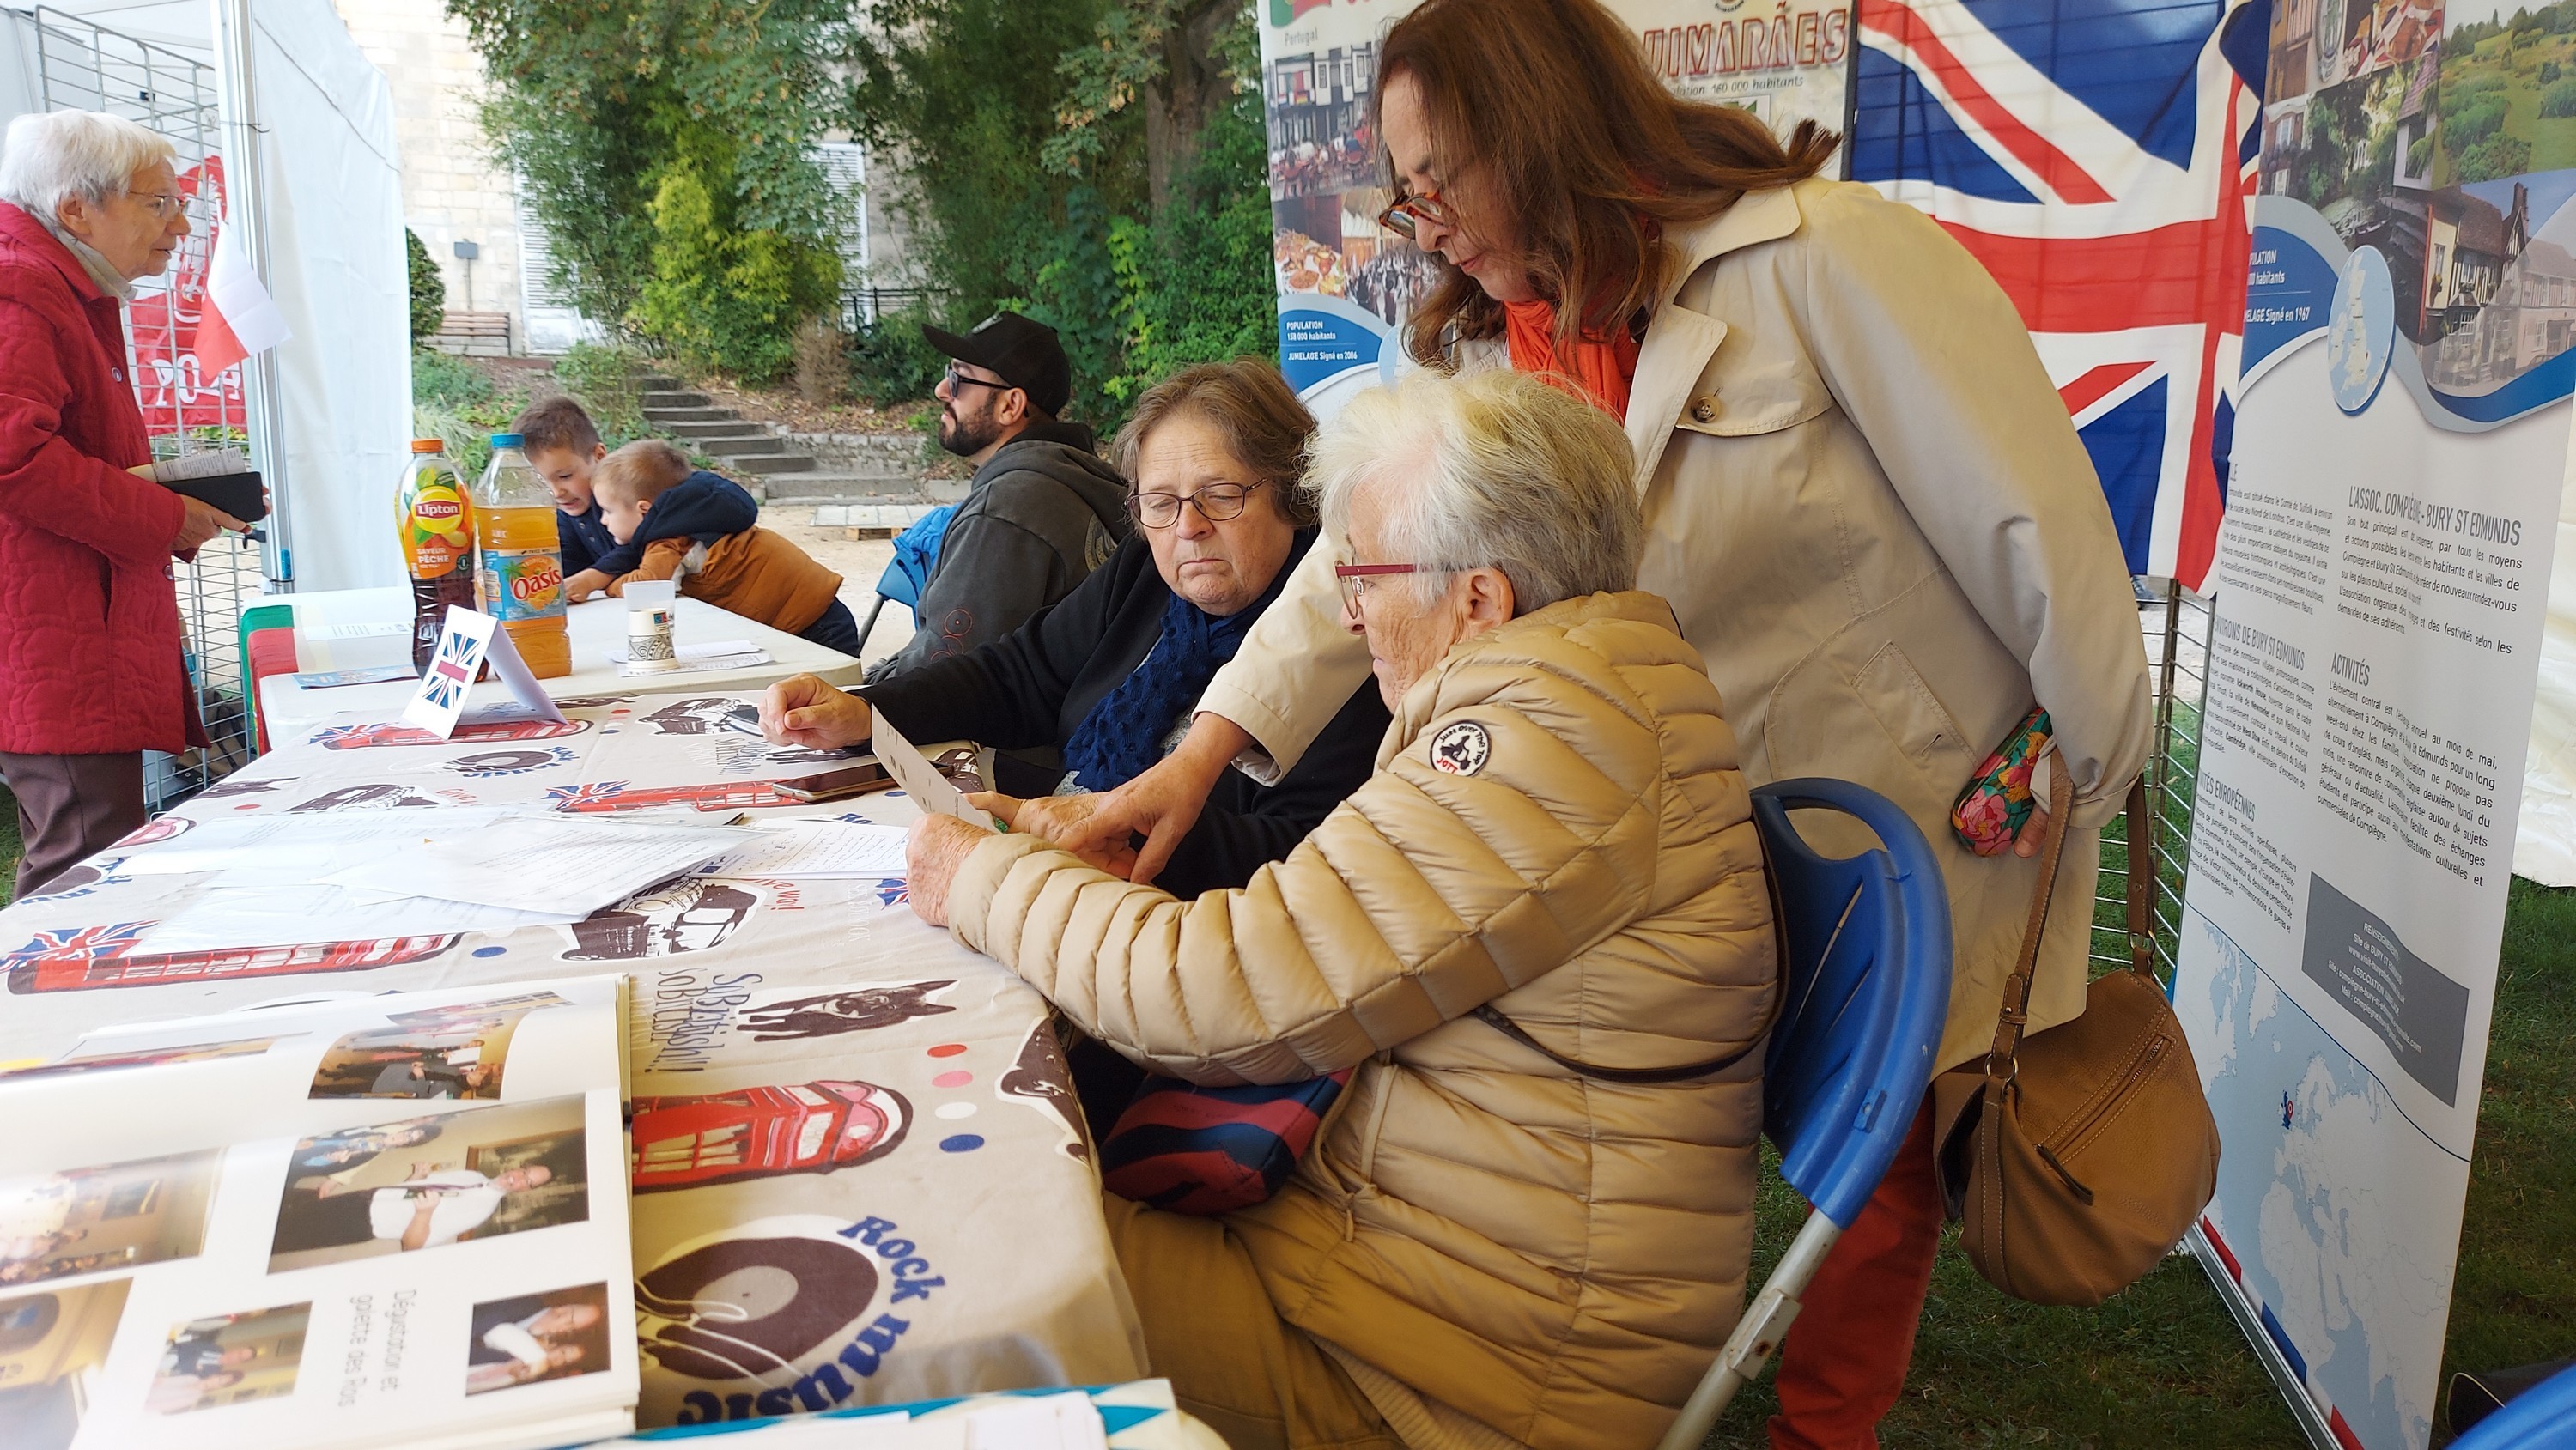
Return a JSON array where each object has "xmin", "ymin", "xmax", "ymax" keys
[{"xmin": 1030, "ymin": 0, "xmax": 2155, "ymax": 1444}]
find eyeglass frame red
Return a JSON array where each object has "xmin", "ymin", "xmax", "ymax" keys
[
  {"xmin": 1333, "ymin": 561, "xmax": 1485, "ymax": 608},
  {"xmin": 1375, "ymin": 187, "xmax": 1454, "ymax": 240}
]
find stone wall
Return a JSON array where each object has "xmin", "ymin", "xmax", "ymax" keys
[{"xmin": 333, "ymin": 0, "xmax": 526, "ymax": 352}]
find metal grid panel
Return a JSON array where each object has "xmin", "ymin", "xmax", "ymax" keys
[
  {"xmin": 24, "ymin": 5, "xmax": 271, "ymax": 807},
  {"xmin": 2094, "ymin": 580, "xmax": 2215, "ymax": 981}
]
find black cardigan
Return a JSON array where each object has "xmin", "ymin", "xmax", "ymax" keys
[{"xmin": 860, "ymin": 528, "xmax": 1389, "ymax": 899}]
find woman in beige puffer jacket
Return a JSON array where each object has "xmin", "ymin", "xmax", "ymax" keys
[{"xmin": 913, "ymin": 369, "xmax": 1777, "ymax": 1450}]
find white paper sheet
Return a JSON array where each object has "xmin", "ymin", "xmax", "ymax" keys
[
  {"xmin": 137, "ymin": 884, "xmax": 585, "ymax": 955},
  {"xmin": 872, "ymin": 711, "xmax": 993, "ymax": 824},
  {"xmin": 317, "ymin": 816, "xmax": 750, "ymax": 914},
  {"xmin": 702, "ymin": 820, "xmax": 909, "ymax": 879}
]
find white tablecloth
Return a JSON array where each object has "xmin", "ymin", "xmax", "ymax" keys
[
  {"xmin": 257, "ymin": 589, "xmax": 865, "ymax": 746},
  {"xmin": 0, "ymin": 690, "xmax": 1146, "ymax": 1428}
]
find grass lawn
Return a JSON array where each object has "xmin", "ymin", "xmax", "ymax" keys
[{"xmin": 1707, "ymin": 863, "xmax": 2573, "ymax": 1447}]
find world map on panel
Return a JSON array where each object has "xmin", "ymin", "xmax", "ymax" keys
[{"xmin": 2178, "ymin": 914, "xmax": 2461, "ymax": 1450}]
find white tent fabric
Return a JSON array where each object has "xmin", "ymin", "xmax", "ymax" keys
[
  {"xmin": 0, "ymin": 0, "xmax": 409, "ymax": 594},
  {"xmin": 2516, "ymin": 468, "xmax": 2576, "ymax": 885},
  {"xmin": 235, "ymin": 0, "xmax": 409, "ymax": 592}
]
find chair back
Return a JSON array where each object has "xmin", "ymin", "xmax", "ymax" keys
[
  {"xmin": 2451, "ymin": 1363, "xmax": 2576, "ymax": 1449},
  {"xmin": 1748, "ymin": 779, "xmax": 1953, "ymax": 1229},
  {"xmin": 873, "ymin": 504, "xmax": 958, "ymax": 621}
]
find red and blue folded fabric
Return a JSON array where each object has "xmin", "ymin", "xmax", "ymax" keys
[{"xmin": 1098, "ymin": 1070, "xmax": 1354, "ymax": 1216}]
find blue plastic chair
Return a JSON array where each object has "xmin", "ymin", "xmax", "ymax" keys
[
  {"xmin": 1656, "ymin": 778, "xmax": 1953, "ymax": 1450},
  {"xmin": 856, "ymin": 503, "xmax": 957, "ymax": 646},
  {"xmin": 2452, "ymin": 1364, "xmax": 2576, "ymax": 1449}
]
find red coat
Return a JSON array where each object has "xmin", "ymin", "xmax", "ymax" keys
[{"xmin": 0, "ymin": 202, "xmax": 199, "ymax": 756}]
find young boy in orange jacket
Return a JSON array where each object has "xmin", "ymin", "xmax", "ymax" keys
[{"xmin": 592, "ymin": 440, "xmax": 863, "ymax": 656}]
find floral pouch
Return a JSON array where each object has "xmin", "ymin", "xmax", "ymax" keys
[{"xmin": 1951, "ymin": 706, "xmax": 2052, "ymax": 856}]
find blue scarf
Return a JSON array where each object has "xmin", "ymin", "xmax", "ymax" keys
[{"xmin": 1061, "ymin": 591, "xmax": 1256, "ymax": 792}]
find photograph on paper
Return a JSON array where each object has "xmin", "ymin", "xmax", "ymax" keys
[
  {"xmin": 464, "ymin": 1282, "xmax": 614, "ymax": 1396},
  {"xmin": 143, "ymin": 1302, "xmax": 309, "ymax": 1415},
  {"xmin": 0, "ymin": 1150, "xmax": 220, "ymax": 1288},
  {"xmin": 305, "ymin": 995, "xmax": 563, "ymax": 1101},
  {"xmin": 0, "ymin": 1277, "xmax": 132, "ymax": 1448},
  {"xmin": 267, "ymin": 1095, "xmax": 590, "ymax": 1271}
]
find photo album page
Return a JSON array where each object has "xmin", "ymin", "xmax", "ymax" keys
[{"xmin": 0, "ymin": 975, "xmax": 637, "ymax": 1450}]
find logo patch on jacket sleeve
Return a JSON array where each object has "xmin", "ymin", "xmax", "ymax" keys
[{"xmin": 1430, "ymin": 721, "xmax": 1491, "ymax": 776}]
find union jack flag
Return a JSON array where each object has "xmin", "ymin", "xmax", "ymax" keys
[
  {"xmin": 1849, "ymin": 0, "xmax": 2273, "ymax": 589},
  {"xmin": 3, "ymin": 923, "xmax": 154, "ymax": 966}
]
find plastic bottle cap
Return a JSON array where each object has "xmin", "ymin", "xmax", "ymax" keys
[
  {"xmin": 489, "ymin": 433, "xmax": 525, "ymax": 448},
  {"xmin": 410, "ymin": 438, "xmax": 446, "ymax": 453}
]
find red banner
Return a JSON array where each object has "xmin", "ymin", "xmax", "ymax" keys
[{"xmin": 125, "ymin": 155, "xmax": 247, "ymax": 434}]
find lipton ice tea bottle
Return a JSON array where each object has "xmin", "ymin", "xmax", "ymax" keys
[
  {"xmin": 398, "ymin": 439, "xmax": 477, "ymax": 671},
  {"xmin": 471, "ymin": 432, "xmax": 573, "ymax": 678}
]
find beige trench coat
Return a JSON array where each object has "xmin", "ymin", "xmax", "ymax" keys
[{"xmin": 1199, "ymin": 176, "xmax": 2154, "ymax": 1075}]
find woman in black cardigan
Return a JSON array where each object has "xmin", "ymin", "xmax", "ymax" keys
[{"xmin": 761, "ymin": 359, "xmax": 1388, "ymax": 900}]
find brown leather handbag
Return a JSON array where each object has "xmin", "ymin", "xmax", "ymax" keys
[{"xmin": 1930, "ymin": 777, "xmax": 2221, "ymax": 1307}]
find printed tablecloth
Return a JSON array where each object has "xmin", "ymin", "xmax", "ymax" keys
[{"xmin": 0, "ymin": 691, "xmax": 1149, "ymax": 1429}]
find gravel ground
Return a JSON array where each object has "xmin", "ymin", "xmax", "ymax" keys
[{"xmin": 761, "ymin": 503, "xmax": 909, "ymax": 668}]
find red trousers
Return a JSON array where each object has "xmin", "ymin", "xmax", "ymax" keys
[{"xmin": 1767, "ymin": 1100, "xmax": 1944, "ymax": 1450}]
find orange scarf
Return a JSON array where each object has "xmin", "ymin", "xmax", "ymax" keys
[{"xmin": 1502, "ymin": 298, "xmax": 1641, "ymax": 420}]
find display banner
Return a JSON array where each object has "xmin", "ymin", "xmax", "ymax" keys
[
  {"xmin": 1259, "ymin": 0, "xmax": 1854, "ymax": 416},
  {"xmin": 2173, "ymin": 1, "xmax": 2576, "ymax": 1442}
]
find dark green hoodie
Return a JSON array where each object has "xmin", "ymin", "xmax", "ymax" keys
[{"xmin": 872, "ymin": 418, "xmax": 1130, "ymax": 679}]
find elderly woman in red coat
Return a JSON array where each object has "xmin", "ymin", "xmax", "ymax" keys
[{"xmin": 0, "ymin": 111, "xmax": 246, "ymax": 895}]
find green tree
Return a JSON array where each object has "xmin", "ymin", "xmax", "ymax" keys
[
  {"xmin": 2459, "ymin": 131, "xmax": 2537, "ymax": 181},
  {"xmin": 448, "ymin": 0, "xmax": 854, "ymax": 360},
  {"xmin": 848, "ymin": 0, "xmax": 1132, "ymax": 327},
  {"xmin": 634, "ymin": 155, "xmax": 840, "ymax": 381},
  {"xmin": 405, "ymin": 228, "xmax": 446, "ymax": 344},
  {"xmin": 848, "ymin": 0, "xmax": 1273, "ymax": 427},
  {"xmin": 2543, "ymin": 76, "xmax": 2576, "ymax": 116}
]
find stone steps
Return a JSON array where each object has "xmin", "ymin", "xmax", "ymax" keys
[{"xmin": 626, "ymin": 373, "xmax": 939, "ymax": 497}]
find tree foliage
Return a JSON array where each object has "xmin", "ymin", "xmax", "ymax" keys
[
  {"xmin": 405, "ymin": 228, "xmax": 447, "ymax": 343},
  {"xmin": 448, "ymin": 0, "xmax": 851, "ymax": 375},
  {"xmin": 849, "ymin": 0, "xmax": 1274, "ymax": 428}
]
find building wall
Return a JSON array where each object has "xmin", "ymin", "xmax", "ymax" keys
[{"xmin": 331, "ymin": 0, "xmax": 526, "ymax": 351}]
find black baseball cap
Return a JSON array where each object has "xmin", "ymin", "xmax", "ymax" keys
[{"xmin": 923, "ymin": 312, "xmax": 1072, "ymax": 418}]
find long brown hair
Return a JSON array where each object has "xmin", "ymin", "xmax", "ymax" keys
[{"xmin": 1377, "ymin": 0, "xmax": 1839, "ymax": 363}]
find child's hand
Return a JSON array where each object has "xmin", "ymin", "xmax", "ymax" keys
[{"xmin": 562, "ymin": 568, "xmax": 611, "ymax": 602}]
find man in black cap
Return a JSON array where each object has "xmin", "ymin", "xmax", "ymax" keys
[{"xmin": 872, "ymin": 312, "xmax": 1128, "ymax": 679}]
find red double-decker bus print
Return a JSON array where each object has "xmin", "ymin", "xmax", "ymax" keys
[
  {"xmin": 546, "ymin": 780, "xmax": 799, "ymax": 815},
  {"xmin": 629, "ymin": 1080, "xmax": 912, "ymax": 1192},
  {"xmin": 3, "ymin": 928, "xmax": 459, "ymax": 994}
]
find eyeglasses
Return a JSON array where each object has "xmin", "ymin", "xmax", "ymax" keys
[
  {"xmin": 942, "ymin": 364, "xmax": 1012, "ymax": 396},
  {"xmin": 1376, "ymin": 187, "xmax": 1455, "ymax": 241},
  {"xmin": 129, "ymin": 192, "xmax": 185, "ymax": 221},
  {"xmin": 1127, "ymin": 482, "xmax": 1266, "ymax": 530},
  {"xmin": 1334, "ymin": 560, "xmax": 1484, "ymax": 611}
]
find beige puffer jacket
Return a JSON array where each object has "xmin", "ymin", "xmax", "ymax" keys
[{"xmin": 949, "ymin": 591, "xmax": 1776, "ymax": 1450}]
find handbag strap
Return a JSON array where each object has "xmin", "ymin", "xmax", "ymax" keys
[
  {"xmin": 1984, "ymin": 767, "xmax": 2075, "ymax": 1087},
  {"xmin": 2123, "ymin": 776, "xmax": 2157, "ymax": 980},
  {"xmin": 1471, "ymin": 1004, "xmax": 1771, "ymax": 1084}
]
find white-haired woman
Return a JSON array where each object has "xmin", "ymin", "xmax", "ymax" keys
[
  {"xmin": 904, "ymin": 368, "xmax": 1776, "ymax": 1450},
  {"xmin": 0, "ymin": 111, "xmax": 244, "ymax": 895}
]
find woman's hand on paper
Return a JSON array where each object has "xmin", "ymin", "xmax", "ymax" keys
[
  {"xmin": 762, "ymin": 673, "xmax": 872, "ymax": 749},
  {"xmin": 905, "ymin": 812, "xmax": 993, "ymax": 928},
  {"xmin": 991, "ymin": 791, "xmax": 1140, "ymax": 878}
]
